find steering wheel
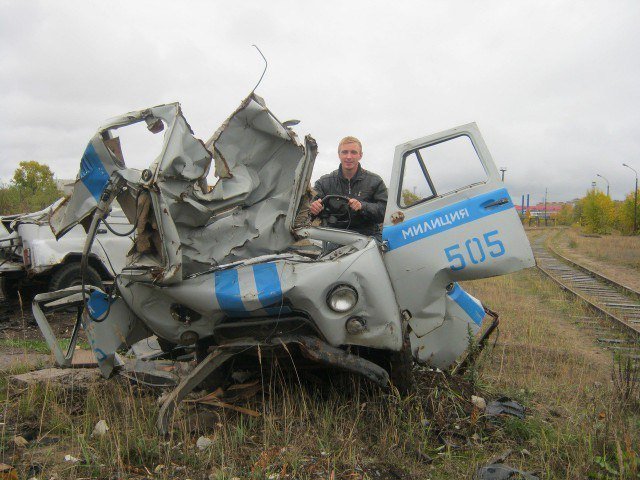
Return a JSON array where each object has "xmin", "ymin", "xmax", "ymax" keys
[{"xmin": 318, "ymin": 195, "xmax": 351, "ymax": 228}]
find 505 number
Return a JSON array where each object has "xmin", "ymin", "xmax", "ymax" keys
[{"xmin": 444, "ymin": 230, "xmax": 505, "ymax": 271}]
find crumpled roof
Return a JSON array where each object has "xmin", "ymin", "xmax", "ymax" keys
[
  {"xmin": 178, "ymin": 94, "xmax": 316, "ymax": 271},
  {"xmin": 49, "ymin": 93, "xmax": 316, "ymax": 282}
]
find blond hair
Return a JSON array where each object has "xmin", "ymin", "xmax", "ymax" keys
[{"xmin": 338, "ymin": 136, "xmax": 362, "ymax": 153}]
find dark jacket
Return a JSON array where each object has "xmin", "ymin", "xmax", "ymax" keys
[{"xmin": 313, "ymin": 164, "xmax": 388, "ymax": 237}]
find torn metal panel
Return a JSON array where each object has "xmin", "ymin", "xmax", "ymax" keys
[
  {"xmin": 32, "ymin": 286, "xmax": 150, "ymax": 376},
  {"xmin": 50, "ymin": 95, "xmax": 315, "ymax": 280},
  {"xmin": 181, "ymin": 94, "xmax": 315, "ymax": 267},
  {"xmin": 7, "ymin": 199, "xmax": 64, "ymax": 229},
  {"xmin": 50, "ymin": 135, "xmax": 126, "ymax": 238},
  {"xmin": 410, "ymin": 283, "xmax": 484, "ymax": 367},
  {"xmin": 49, "ymin": 102, "xmax": 211, "ymax": 240},
  {"xmin": 82, "ymin": 293, "xmax": 151, "ymax": 377}
]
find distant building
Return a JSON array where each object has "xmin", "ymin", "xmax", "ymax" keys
[{"xmin": 515, "ymin": 202, "xmax": 564, "ymax": 219}]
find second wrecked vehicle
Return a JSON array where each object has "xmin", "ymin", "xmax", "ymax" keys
[
  {"xmin": 0, "ymin": 200, "xmax": 132, "ymax": 299},
  {"xmin": 32, "ymin": 93, "xmax": 534, "ymax": 432}
]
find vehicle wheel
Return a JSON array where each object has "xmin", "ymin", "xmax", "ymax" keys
[
  {"xmin": 387, "ymin": 332, "xmax": 415, "ymax": 395},
  {"xmin": 195, "ymin": 340, "xmax": 228, "ymax": 391},
  {"xmin": 49, "ymin": 263, "xmax": 104, "ymax": 292}
]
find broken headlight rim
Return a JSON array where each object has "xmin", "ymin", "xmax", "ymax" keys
[
  {"xmin": 345, "ymin": 316, "xmax": 367, "ymax": 335},
  {"xmin": 326, "ymin": 284, "xmax": 358, "ymax": 313}
]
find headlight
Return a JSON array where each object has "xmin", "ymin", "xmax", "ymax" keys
[{"xmin": 327, "ymin": 284, "xmax": 358, "ymax": 313}]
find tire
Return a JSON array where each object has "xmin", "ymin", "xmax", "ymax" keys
[
  {"xmin": 195, "ymin": 340, "xmax": 228, "ymax": 391},
  {"xmin": 49, "ymin": 262, "xmax": 104, "ymax": 292}
]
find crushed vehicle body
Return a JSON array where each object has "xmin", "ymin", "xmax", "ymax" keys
[
  {"xmin": 0, "ymin": 200, "xmax": 132, "ymax": 299},
  {"xmin": 32, "ymin": 92, "xmax": 535, "ymax": 432}
]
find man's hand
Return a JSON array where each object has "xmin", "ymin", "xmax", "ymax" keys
[
  {"xmin": 309, "ymin": 199, "xmax": 324, "ymax": 216},
  {"xmin": 348, "ymin": 198, "xmax": 362, "ymax": 211}
]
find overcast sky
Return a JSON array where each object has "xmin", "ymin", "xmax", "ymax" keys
[{"xmin": 1, "ymin": 0, "xmax": 639, "ymax": 205}]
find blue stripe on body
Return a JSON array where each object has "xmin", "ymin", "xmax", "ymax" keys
[
  {"xmin": 252, "ymin": 263, "xmax": 283, "ymax": 308},
  {"xmin": 447, "ymin": 283, "xmax": 485, "ymax": 325},
  {"xmin": 214, "ymin": 268, "xmax": 247, "ymax": 314},
  {"xmin": 87, "ymin": 291, "xmax": 109, "ymax": 318},
  {"xmin": 382, "ymin": 188, "xmax": 513, "ymax": 251},
  {"xmin": 79, "ymin": 142, "xmax": 110, "ymax": 202}
]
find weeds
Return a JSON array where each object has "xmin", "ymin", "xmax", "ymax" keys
[
  {"xmin": 612, "ymin": 354, "xmax": 640, "ymax": 413},
  {"xmin": 558, "ymin": 226, "xmax": 640, "ymax": 272},
  {"xmin": 462, "ymin": 325, "xmax": 482, "ymax": 389},
  {"xmin": 0, "ymin": 363, "xmax": 490, "ymax": 478},
  {"xmin": 1, "ymin": 263, "xmax": 640, "ymax": 478},
  {"xmin": 0, "ymin": 338, "xmax": 90, "ymax": 354}
]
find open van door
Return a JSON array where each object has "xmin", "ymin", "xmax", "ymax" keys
[{"xmin": 382, "ymin": 123, "xmax": 534, "ymax": 351}]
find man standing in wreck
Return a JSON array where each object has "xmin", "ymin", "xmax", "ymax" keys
[{"xmin": 309, "ymin": 136, "xmax": 388, "ymax": 240}]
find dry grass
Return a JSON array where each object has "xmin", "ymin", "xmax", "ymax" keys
[
  {"xmin": 545, "ymin": 226, "xmax": 640, "ymax": 292},
  {"xmin": 1, "ymin": 266, "xmax": 639, "ymax": 478},
  {"xmin": 562, "ymin": 227, "xmax": 640, "ymax": 271},
  {"xmin": 465, "ymin": 270, "xmax": 640, "ymax": 478}
]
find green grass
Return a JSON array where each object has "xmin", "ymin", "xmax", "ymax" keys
[{"xmin": 0, "ymin": 338, "xmax": 90, "ymax": 354}]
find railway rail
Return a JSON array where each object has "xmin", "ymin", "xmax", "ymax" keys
[{"xmin": 533, "ymin": 232, "xmax": 640, "ymax": 358}]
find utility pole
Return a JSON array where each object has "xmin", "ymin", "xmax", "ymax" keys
[
  {"xmin": 544, "ymin": 188, "xmax": 548, "ymax": 227},
  {"xmin": 499, "ymin": 167, "xmax": 507, "ymax": 181},
  {"xmin": 623, "ymin": 163, "xmax": 638, "ymax": 234},
  {"xmin": 596, "ymin": 173, "xmax": 610, "ymax": 197}
]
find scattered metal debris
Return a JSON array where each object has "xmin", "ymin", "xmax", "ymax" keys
[
  {"xmin": 10, "ymin": 367, "xmax": 101, "ymax": 389},
  {"xmin": 485, "ymin": 397, "xmax": 526, "ymax": 419},
  {"xmin": 476, "ymin": 463, "xmax": 539, "ymax": 480}
]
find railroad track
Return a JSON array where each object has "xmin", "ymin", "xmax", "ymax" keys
[{"xmin": 532, "ymin": 232, "xmax": 640, "ymax": 360}]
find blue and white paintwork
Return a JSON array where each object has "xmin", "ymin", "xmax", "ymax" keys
[
  {"xmin": 447, "ymin": 282, "xmax": 485, "ymax": 326},
  {"xmin": 79, "ymin": 142, "xmax": 111, "ymax": 202},
  {"xmin": 213, "ymin": 263, "xmax": 290, "ymax": 317},
  {"xmin": 383, "ymin": 188, "xmax": 513, "ymax": 251}
]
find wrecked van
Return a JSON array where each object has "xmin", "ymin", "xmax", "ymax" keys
[
  {"xmin": 0, "ymin": 200, "xmax": 132, "ymax": 299},
  {"xmin": 32, "ymin": 93, "xmax": 535, "ymax": 432}
]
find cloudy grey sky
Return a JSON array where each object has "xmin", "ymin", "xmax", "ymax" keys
[{"xmin": 1, "ymin": 0, "xmax": 639, "ymax": 205}]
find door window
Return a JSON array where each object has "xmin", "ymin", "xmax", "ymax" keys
[{"xmin": 399, "ymin": 135, "xmax": 488, "ymax": 208}]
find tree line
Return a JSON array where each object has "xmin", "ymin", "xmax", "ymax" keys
[
  {"xmin": 535, "ymin": 189, "xmax": 639, "ymax": 235},
  {"xmin": 0, "ymin": 161, "xmax": 63, "ymax": 215}
]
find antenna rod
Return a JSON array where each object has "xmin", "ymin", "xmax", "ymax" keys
[{"xmin": 251, "ymin": 45, "xmax": 268, "ymax": 93}]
